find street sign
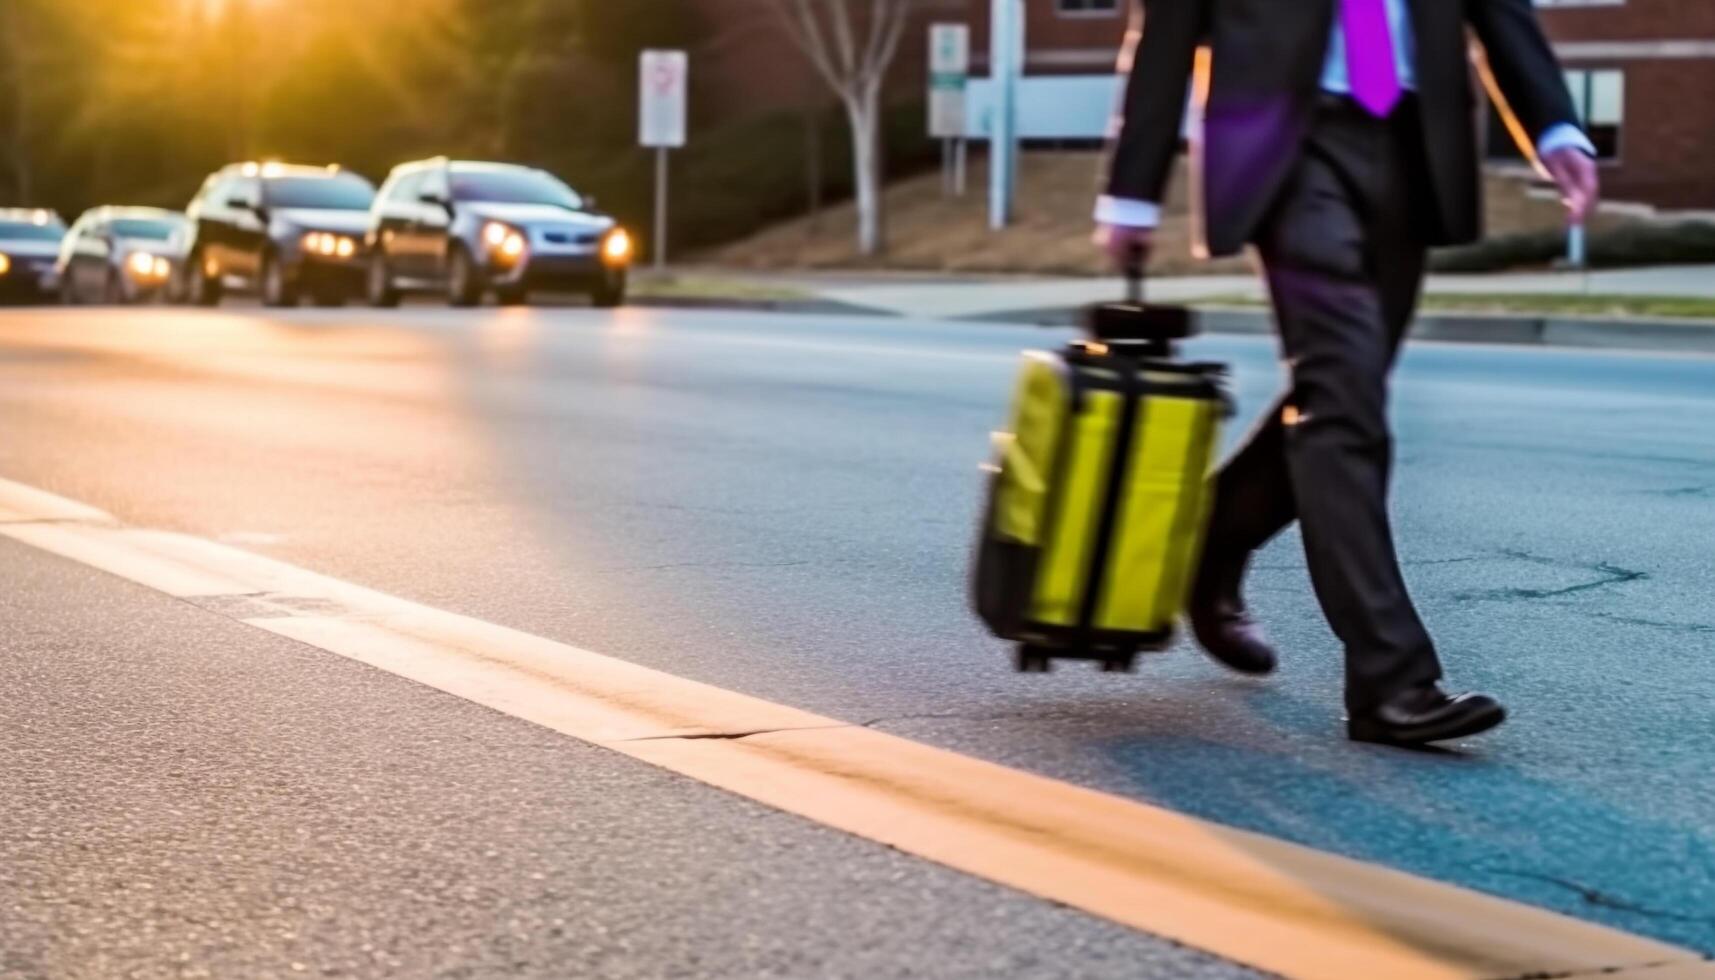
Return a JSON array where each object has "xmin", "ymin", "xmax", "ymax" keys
[
  {"xmin": 639, "ymin": 49, "xmax": 688, "ymax": 149},
  {"xmin": 639, "ymin": 49, "xmax": 688, "ymax": 270},
  {"xmin": 928, "ymin": 24, "xmax": 969, "ymax": 139}
]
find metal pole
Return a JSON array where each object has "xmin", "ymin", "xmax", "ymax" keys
[
  {"xmin": 989, "ymin": 0, "xmax": 1020, "ymax": 230},
  {"xmin": 1567, "ymin": 222, "xmax": 1587, "ymax": 270},
  {"xmin": 806, "ymin": 105, "xmax": 822, "ymax": 232},
  {"xmin": 955, "ymin": 138, "xmax": 968, "ymax": 197},
  {"xmin": 654, "ymin": 146, "xmax": 669, "ymax": 271}
]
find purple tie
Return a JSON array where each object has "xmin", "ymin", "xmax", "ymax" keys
[{"xmin": 1342, "ymin": 0, "xmax": 1403, "ymax": 117}]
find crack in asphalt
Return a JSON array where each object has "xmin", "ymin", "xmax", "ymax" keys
[
  {"xmin": 1494, "ymin": 957, "xmax": 1715, "ymax": 980},
  {"xmin": 1253, "ymin": 554, "xmax": 1487, "ymax": 572},
  {"xmin": 617, "ymin": 723, "xmax": 852, "ymax": 743},
  {"xmin": 1484, "ymin": 868, "xmax": 1715, "ymax": 926},
  {"xmin": 621, "ymin": 730, "xmax": 784, "ymax": 742},
  {"xmin": 1454, "ymin": 550, "xmax": 1648, "ymax": 603},
  {"xmin": 1641, "ymin": 484, "xmax": 1715, "ymax": 499}
]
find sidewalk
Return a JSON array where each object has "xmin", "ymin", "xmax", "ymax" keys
[
  {"xmin": 644, "ymin": 265, "xmax": 1715, "ymax": 355},
  {"xmin": 792, "ymin": 264, "xmax": 1715, "ymax": 321}
]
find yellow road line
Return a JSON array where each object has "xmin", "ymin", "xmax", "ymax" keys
[
  {"xmin": 0, "ymin": 477, "xmax": 114, "ymax": 525},
  {"xmin": 0, "ymin": 476, "xmax": 1707, "ymax": 980}
]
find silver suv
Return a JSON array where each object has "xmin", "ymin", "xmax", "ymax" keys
[
  {"xmin": 364, "ymin": 158, "xmax": 632, "ymax": 308},
  {"xmin": 57, "ymin": 207, "xmax": 189, "ymax": 305}
]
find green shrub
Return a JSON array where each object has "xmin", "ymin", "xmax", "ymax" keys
[{"xmin": 1431, "ymin": 221, "xmax": 1715, "ymax": 273}]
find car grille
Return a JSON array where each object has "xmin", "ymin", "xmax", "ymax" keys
[{"xmin": 539, "ymin": 229, "xmax": 600, "ymax": 247}]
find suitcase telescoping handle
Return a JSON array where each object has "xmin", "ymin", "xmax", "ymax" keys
[{"xmin": 1123, "ymin": 243, "xmax": 1146, "ymax": 306}]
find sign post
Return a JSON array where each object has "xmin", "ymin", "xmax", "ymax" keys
[
  {"xmin": 639, "ymin": 50, "xmax": 688, "ymax": 271},
  {"xmin": 929, "ymin": 24, "xmax": 970, "ymax": 198},
  {"xmin": 988, "ymin": 0, "xmax": 1023, "ymax": 229},
  {"xmin": 1567, "ymin": 222, "xmax": 1588, "ymax": 270}
]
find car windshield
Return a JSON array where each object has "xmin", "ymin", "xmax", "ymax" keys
[
  {"xmin": 0, "ymin": 221, "xmax": 65, "ymax": 241},
  {"xmin": 450, "ymin": 169, "xmax": 583, "ymax": 210},
  {"xmin": 264, "ymin": 176, "xmax": 375, "ymax": 211},
  {"xmin": 110, "ymin": 219, "xmax": 181, "ymax": 241}
]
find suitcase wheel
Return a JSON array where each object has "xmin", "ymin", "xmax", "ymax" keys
[
  {"xmin": 1099, "ymin": 654, "xmax": 1138, "ymax": 674},
  {"xmin": 1015, "ymin": 645, "xmax": 1054, "ymax": 673}
]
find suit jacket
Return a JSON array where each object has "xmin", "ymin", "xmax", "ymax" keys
[{"xmin": 1107, "ymin": 0, "xmax": 1576, "ymax": 255}]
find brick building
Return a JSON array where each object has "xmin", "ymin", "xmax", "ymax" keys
[
  {"xmin": 962, "ymin": 0, "xmax": 1715, "ymax": 210},
  {"xmin": 682, "ymin": 0, "xmax": 965, "ymax": 121},
  {"xmin": 1535, "ymin": 0, "xmax": 1715, "ymax": 209}
]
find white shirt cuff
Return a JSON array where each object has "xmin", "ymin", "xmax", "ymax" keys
[
  {"xmin": 1538, "ymin": 123, "xmax": 1596, "ymax": 160},
  {"xmin": 1094, "ymin": 196, "xmax": 1162, "ymax": 229}
]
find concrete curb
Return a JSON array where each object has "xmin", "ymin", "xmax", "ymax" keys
[{"xmin": 988, "ymin": 305, "xmax": 1715, "ymax": 355}]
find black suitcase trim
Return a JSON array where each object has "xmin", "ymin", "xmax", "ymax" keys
[{"xmin": 1073, "ymin": 353, "xmax": 1147, "ymax": 647}]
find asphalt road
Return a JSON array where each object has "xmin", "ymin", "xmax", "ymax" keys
[{"xmin": 2, "ymin": 303, "xmax": 1713, "ymax": 976}]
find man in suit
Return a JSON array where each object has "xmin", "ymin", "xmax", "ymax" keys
[{"xmin": 1097, "ymin": 0, "xmax": 1598, "ymax": 745}]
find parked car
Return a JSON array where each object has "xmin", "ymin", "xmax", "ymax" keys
[
  {"xmin": 183, "ymin": 162, "xmax": 376, "ymax": 307},
  {"xmin": 57, "ymin": 207, "xmax": 189, "ymax": 305},
  {"xmin": 0, "ymin": 209, "xmax": 67, "ymax": 304},
  {"xmin": 364, "ymin": 158, "xmax": 631, "ymax": 308}
]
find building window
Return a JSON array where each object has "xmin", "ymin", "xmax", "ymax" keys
[
  {"xmin": 1566, "ymin": 68, "xmax": 1624, "ymax": 159},
  {"xmin": 1057, "ymin": 0, "xmax": 1120, "ymax": 15},
  {"xmin": 1487, "ymin": 68, "xmax": 1623, "ymax": 161}
]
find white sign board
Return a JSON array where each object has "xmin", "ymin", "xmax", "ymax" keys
[
  {"xmin": 639, "ymin": 49, "xmax": 688, "ymax": 149},
  {"xmin": 961, "ymin": 75, "xmax": 1200, "ymax": 142},
  {"xmin": 928, "ymin": 24, "xmax": 969, "ymax": 139}
]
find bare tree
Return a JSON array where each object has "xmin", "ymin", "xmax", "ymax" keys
[{"xmin": 774, "ymin": 0, "xmax": 913, "ymax": 257}]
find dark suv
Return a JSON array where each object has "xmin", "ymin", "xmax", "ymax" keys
[
  {"xmin": 183, "ymin": 163, "xmax": 377, "ymax": 307},
  {"xmin": 364, "ymin": 158, "xmax": 631, "ymax": 308}
]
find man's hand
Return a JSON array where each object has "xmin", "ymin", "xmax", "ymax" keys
[
  {"xmin": 1096, "ymin": 223, "xmax": 1155, "ymax": 274},
  {"xmin": 1542, "ymin": 147, "xmax": 1599, "ymax": 225}
]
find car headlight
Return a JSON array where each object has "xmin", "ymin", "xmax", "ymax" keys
[
  {"xmin": 482, "ymin": 222, "xmax": 527, "ymax": 262},
  {"xmin": 302, "ymin": 232, "xmax": 357, "ymax": 258},
  {"xmin": 126, "ymin": 252, "xmax": 169, "ymax": 280},
  {"xmin": 602, "ymin": 228, "xmax": 633, "ymax": 265},
  {"xmin": 0, "ymin": 253, "xmax": 10, "ymax": 276}
]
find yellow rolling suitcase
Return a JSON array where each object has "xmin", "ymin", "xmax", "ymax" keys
[{"xmin": 972, "ymin": 279, "xmax": 1228, "ymax": 672}]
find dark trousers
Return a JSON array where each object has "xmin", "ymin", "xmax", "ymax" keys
[{"xmin": 1204, "ymin": 95, "xmax": 1443, "ymax": 712}]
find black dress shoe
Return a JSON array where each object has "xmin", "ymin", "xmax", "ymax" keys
[
  {"xmin": 1188, "ymin": 549, "xmax": 1278, "ymax": 675},
  {"xmin": 1348, "ymin": 685, "xmax": 1507, "ymax": 746},
  {"xmin": 1189, "ymin": 605, "xmax": 1279, "ymax": 675}
]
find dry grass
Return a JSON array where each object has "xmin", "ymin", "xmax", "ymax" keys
[{"xmin": 705, "ymin": 150, "xmax": 1612, "ymax": 277}]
